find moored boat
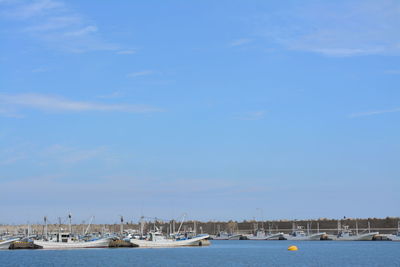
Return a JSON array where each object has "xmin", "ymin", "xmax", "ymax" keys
[
  {"xmin": 333, "ymin": 223, "xmax": 379, "ymax": 241},
  {"xmin": 129, "ymin": 232, "xmax": 209, "ymax": 247},
  {"xmin": 33, "ymin": 233, "xmax": 112, "ymax": 249},
  {"xmin": 283, "ymin": 224, "xmax": 326, "ymax": 241},
  {"xmin": 0, "ymin": 238, "xmax": 20, "ymax": 249}
]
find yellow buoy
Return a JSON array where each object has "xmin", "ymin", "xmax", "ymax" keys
[{"xmin": 288, "ymin": 245, "xmax": 298, "ymax": 251}]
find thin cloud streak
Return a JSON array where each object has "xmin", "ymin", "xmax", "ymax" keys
[
  {"xmin": 0, "ymin": 93, "xmax": 163, "ymax": 114},
  {"xmin": 230, "ymin": 38, "xmax": 253, "ymax": 47},
  {"xmin": 384, "ymin": 70, "xmax": 400, "ymax": 75},
  {"xmin": 350, "ymin": 107, "xmax": 400, "ymax": 118},
  {"xmin": 127, "ymin": 70, "xmax": 154, "ymax": 78},
  {"xmin": 235, "ymin": 110, "xmax": 266, "ymax": 120},
  {"xmin": 257, "ymin": 0, "xmax": 400, "ymax": 56},
  {"xmin": 3, "ymin": 0, "xmax": 64, "ymax": 19},
  {"xmin": 116, "ymin": 50, "xmax": 136, "ymax": 55},
  {"xmin": 0, "ymin": 0, "xmax": 121, "ymax": 53}
]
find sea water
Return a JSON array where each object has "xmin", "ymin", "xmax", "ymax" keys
[{"xmin": 0, "ymin": 240, "xmax": 399, "ymax": 266}]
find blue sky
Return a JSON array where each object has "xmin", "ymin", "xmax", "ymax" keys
[{"xmin": 0, "ymin": 0, "xmax": 399, "ymax": 224}]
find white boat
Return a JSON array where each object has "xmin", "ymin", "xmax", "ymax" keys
[
  {"xmin": 130, "ymin": 232, "xmax": 210, "ymax": 248},
  {"xmin": 213, "ymin": 232, "xmax": 242, "ymax": 240},
  {"xmin": 0, "ymin": 238, "xmax": 20, "ymax": 249},
  {"xmin": 246, "ymin": 230, "xmax": 284, "ymax": 240},
  {"xmin": 33, "ymin": 233, "xmax": 112, "ymax": 249},
  {"xmin": 388, "ymin": 221, "xmax": 400, "ymax": 241},
  {"xmin": 334, "ymin": 230, "xmax": 378, "ymax": 241},
  {"xmin": 284, "ymin": 230, "xmax": 326, "ymax": 241},
  {"xmin": 283, "ymin": 224, "xmax": 326, "ymax": 241},
  {"xmin": 388, "ymin": 234, "xmax": 400, "ymax": 241},
  {"xmin": 333, "ymin": 224, "xmax": 378, "ymax": 241},
  {"xmin": 265, "ymin": 232, "xmax": 285, "ymax": 240}
]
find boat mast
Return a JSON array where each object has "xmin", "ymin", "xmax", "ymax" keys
[
  {"xmin": 120, "ymin": 216, "xmax": 124, "ymax": 236},
  {"xmin": 368, "ymin": 221, "xmax": 371, "ymax": 233},
  {"xmin": 355, "ymin": 220, "xmax": 358, "ymax": 235},
  {"xmin": 44, "ymin": 216, "xmax": 48, "ymax": 240},
  {"xmin": 68, "ymin": 213, "xmax": 72, "ymax": 234},
  {"xmin": 84, "ymin": 216, "xmax": 94, "ymax": 235},
  {"xmin": 176, "ymin": 213, "xmax": 187, "ymax": 234},
  {"xmin": 140, "ymin": 216, "xmax": 145, "ymax": 236}
]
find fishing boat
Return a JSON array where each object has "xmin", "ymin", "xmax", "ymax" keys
[
  {"xmin": 283, "ymin": 228, "xmax": 326, "ymax": 241},
  {"xmin": 283, "ymin": 222, "xmax": 327, "ymax": 241},
  {"xmin": 213, "ymin": 231, "xmax": 242, "ymax": 240},
  {"xmin": 386, "ymin": 221, "xmax": 400, "ymax": 241},
  {"xmin": 129, "ymin": 232, "xmax": 209, "ymax": 247},
  {"xmin": 33, "ymin": 214, "xmax": 112, "ymax": 249},
  {"xmin": 33, "ymin": 233, "xmax": 112, "ymax": 249},
  {"xmin": 0, "ymin": 237, "xmax": 20, "ymax": 249},
  {"xmin": 333, "ymin": 222, "xmax": 378, "ymax": 241},
  {"xmin": 246, "ymin": 229, "xmax": 284, "ymax": 240}
]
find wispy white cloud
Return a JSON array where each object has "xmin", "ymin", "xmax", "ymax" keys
[
  {"xmin": 64, "ymin": 25, "xmax": 97, "ymax": 37},
  {"xmin": 384, "ymin": 70, "xmax": 400, "ymax": 75},
  {"xmin": 24, "ymin": 15, "xmax": 81, "ymax": 32},
  {"xmin": 230, "ymin": 38, "xmax": 253, "ymax": 47},
  {"xmin": 116, "ymin": 50, "xmax": 136, "ymax": 55},
  {"xmin": 0, "ymin": 143, "xmax": 116, "ymax": 166},
  {"xmin": 127, "ymin": 70, "xmax": 154, "ymax": 78},
  {"xmin": 0, "ymin": 149, "xmax": 27, "ymax": 165},
  {"xmin": 3, "ymin": 0, "xmax": 64, "ymax": 19},
  {"xmin": 257, "ymin": 0, "xmax": 400, "ymax": 56},
  {"xmin": 349, "ymin": 107, "xmax": 400, "ymax": 118},
  {"xmin": 0, "ymin": 93, "xmax": 163, "ymax": 115},
  {"xmin": 96, "ymin": 91, "xmax": 123, "ymax": 99},
  {"xmin": 31, "ymin": 66, "xmax": 48, "ymax": 73},
  {"xmin": 42, "ymin": 144, "xmax": 108, "ymax": 164},
  {"xmin": 0, "ymin": 107, "xmax": 24, "ymax": 118},
  {"xmin": 235, "ymin": 110, "xmax": 266, "ymax": 120},
  {"xmin": 0, "ymin": 0, "xmax": 120, "ymax": 53}
]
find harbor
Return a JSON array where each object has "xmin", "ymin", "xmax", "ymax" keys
[{"xmin": 1, "ymin": 215, "xmax": 399, "ymax": 250}]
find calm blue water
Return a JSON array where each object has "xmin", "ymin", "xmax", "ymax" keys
[{"xmin": 0, "ymin": 240, "xmax": 399, "ymax": 266}]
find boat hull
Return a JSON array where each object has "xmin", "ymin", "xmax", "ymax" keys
[
  {"xmin": 284, "ymin": 232, "xmax": 326, "ymax": 241},
  {"xmin": 130, "ymin": 235, "xmax": 209, "ymax": 248},
  {"xmin": 333, "ymin": 232, "xmax": 379, "ymax": 241},
  {"xmin": 33, "ymin": 238, "xmax": 112, "ymax": 249},
  {"xmin": 388, "ymin": 235, "xmax": 400, "ymax": 241},
  {"xmin": 0, "ymin": 238, "xmax": 19, "ymax": 249}
]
